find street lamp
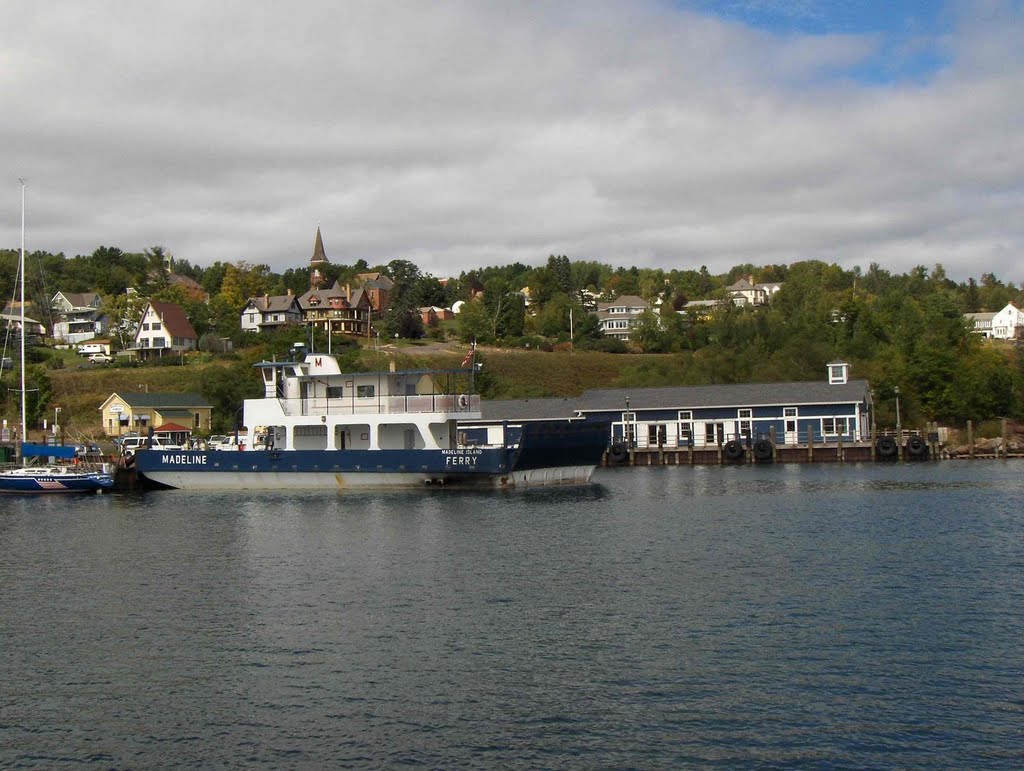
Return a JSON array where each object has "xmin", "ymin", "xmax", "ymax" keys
[
  {"xmin": 869, "ymin": 390, "xmax": 876, "ymax": 437},
  {"xmin": 894, "ymin": 386, "xmax": 902, "ymax": 441},
  {"xmin": 625, "ymin": 395, "xmax": 632, "ymax": 448}
]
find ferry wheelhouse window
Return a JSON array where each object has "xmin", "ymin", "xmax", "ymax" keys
[
  {"xmin": 356, "ymin": 385, "xmax": 375, "ymax": 398},
  {"xmin": 326, "ymin": 386, "xmax": 344, "ymax": 399},
  {"xmin": 822, "ymin": 417, "xmax": 849, "ymax": 435}
]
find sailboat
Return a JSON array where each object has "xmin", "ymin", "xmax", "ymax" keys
[{"xmin": 0, "ymin": 180, "xmax": 113, "ymax": 494}]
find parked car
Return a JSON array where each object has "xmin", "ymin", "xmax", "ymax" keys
[
  {"xmin": 119, "ymin": 436, "xmax": 181, "ymax": 458},
  {"xmin": 210, "ymin": 434, "xmax": 248, "ymax": 450},
  {"xmin": 88, "ymin": 353, "xmax": 113, "ymax": 363},
  {"xmin": 206, "ymin": 434, "xmax": 229, "ymax": 449},
  {"xmin": 113, "ymin": 432, "xmax": 140, "ymax": 448}
]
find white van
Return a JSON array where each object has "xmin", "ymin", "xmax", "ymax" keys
[
  {"xmin": 78, "ymin": 342, "xmax": 111, "ymax": 356},
  {"xmin": 120, "ymin": 436, "xmax": 181, "ymax": 457}
]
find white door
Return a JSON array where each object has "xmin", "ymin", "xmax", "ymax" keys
[{"xmin": 784, "ymin": 408, "xmax": 798, "ymax": 444}]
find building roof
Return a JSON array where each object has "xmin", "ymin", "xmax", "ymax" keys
[
  {"xmin": 107, "ymin": 392, "xmax": 212, "ymax": 409},
  {"xmin": 578, "ymin": 379, "xmax": 872, "ymax": 412},
  {"xmin": 597, "ymin": 295, "xmax": 648, "ymax": 310},
  {"xmin": 154, "ymin": 421, "xmax": 191, "ymax": 433},
  {"xmin": 310, "ymin": 226, "xmax": 329, "ymax": 266},
  {"xmin": 245, "ymin": 293, "xmax": 300, "ymax": 313},
  {"xmin": 145, "ymin": 301, "xmax": 197, "ymax": 339},
  {"xmin": 53, "ymin": 291, "xmax": 101, "ymax": 309},
  {"xmin": 357, "ymin": 272, "xmax": 395, "ymax": 290},
  {"xmin": 476, "ymin": 379, "xmax": 872, "ymax": 422},
  {"xmin": 168, "ymin": 273, "xmax": 209, "ymax": 301},
  {"xmin": 298, "ymin": 281, "xmax": 370, "ymax": 310}
]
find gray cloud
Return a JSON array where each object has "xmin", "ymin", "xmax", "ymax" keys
[{"xmin": 2, "ymin": 0, "xmax": 1021, "ymax": 282}]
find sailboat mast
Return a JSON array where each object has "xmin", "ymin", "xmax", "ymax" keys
[{"xmin": 18, "ymin": 179, "xmax": 27, "ymax": 452}]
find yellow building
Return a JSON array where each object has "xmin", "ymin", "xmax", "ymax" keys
[{"xmin": 99, "ymin": 392, "xmax": 214, "ymax": 438}]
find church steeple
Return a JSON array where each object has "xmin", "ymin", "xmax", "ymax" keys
[{"xmin": 309, "ymin": 226, "xmax": 329, "ymax": 289}]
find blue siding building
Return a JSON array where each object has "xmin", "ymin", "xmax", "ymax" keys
[{"xmin": 467, "ymin": 362, "xmax": 873, "ymax": 451}]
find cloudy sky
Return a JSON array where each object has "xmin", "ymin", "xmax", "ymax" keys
[{"xmin": 3, "ymin": 0, "xmax": 1022, "ymax": 282}]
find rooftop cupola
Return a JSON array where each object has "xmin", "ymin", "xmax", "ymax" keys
[{"xmin": 827, "ymin": 360, "xmax": 850, "ymax": 385}]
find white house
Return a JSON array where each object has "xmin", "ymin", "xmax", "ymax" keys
[
  {"xmin": 133, "ymin": 301, "xmax": 198, "ymax": 359},
  {"xmin": 965, "ymin": 303, "xmax": 1024, "ymax": 339},
  {"xmin": 241, "ymin": 291, "xmax": 302, "ymax": 333},
  {"xmin": 50, "ymin": 291, "xmax": 105, "ymax": 345},
  {"xmin": 594, "ymin": 295, "xmax": 651, "ymax": 341},
  {"xmin": 726, "ymin": 277, "xmax": 784, "ymax": 307}
]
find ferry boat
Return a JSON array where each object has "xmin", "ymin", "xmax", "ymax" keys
[{"xmin": 133, "ymin": 346, "xmax": 608, "ymax": 490}]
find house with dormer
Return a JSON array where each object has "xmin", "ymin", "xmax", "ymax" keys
[
  {"xmin": 594, "ymin": 295, "xmax": 651, "ymax": 341},
  {"xmin": 51, "ymin": 291, "xmax": 105, "ymax": 344},
  {"xmin": 133, "ymin": 301, "xmax": 198, "ymax": 359},
  {"xmin": 241, "ymin": 290, "xmax": 303, "ymax": 333},
  {"xmin": 299, "ymin": 281, "xmax": 372, "ymax": 338},
  {"xmin": 726, "ymin": 277, "xmax": 784, "ymax": 307},
  {"xmin": 965, "ymin": 303, "xmax": 1024, "ymax": 340}
]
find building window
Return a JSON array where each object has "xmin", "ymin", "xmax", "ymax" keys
[
  {"xmin": 648, "ymin": 424, "xmax": 666, "ymax": 446},
  {"xmin": 738, "ymin": 408, "xmax": 753, "ymax": 439},
  {"xmin": 194, "ymin": 413, "xmax": 200, "ymax": 429},
  {"xmin": 822, "ymin": 417, "xmax": 849, "ymax": 436},
  {"xmin": 678, "ymin": 411, "xmax": 692, "ymax": 445},
  {"xmin": 622, "ymin": 411, "xmax": 636, "ymax": 445}
]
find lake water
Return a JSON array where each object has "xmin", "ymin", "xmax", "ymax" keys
[{"xmin": 2, "ymin": 462, "xmax": 1023, "ymax": 768}]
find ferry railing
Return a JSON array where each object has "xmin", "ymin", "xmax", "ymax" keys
[{"xmin": 280, "ymin": 393, "xmax": 481, "ymax": 417}]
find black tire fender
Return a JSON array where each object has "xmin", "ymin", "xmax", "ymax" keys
[
  {"xmin": 753, "ymin": 439, "xmax": 774, "ymax": 462},
  {"xmin": 876, "ymin": 436, "xmax": 898, "ymax": 458},
  {"xmin": 608, "ymin": 443, "xmax": 628, "ymax": 464},
  {"xmin": 906, "ymin": 435, "xmax": 927, "ymax": 457},
  {"xmin": 723, "ymin": 439, "xmax": 745, "ymax": 461}
]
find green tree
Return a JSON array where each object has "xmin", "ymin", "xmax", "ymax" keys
[
  {"xmin": 455, "ymin": 298, "xmax": 492, "ymax": 343},
  {"xmin": 200, "ymin": 361, "xmax": 264, "ymax": 433},
  {"xmin": 102, "ymin": 291, "xmax": 149, "ymax": 350}
]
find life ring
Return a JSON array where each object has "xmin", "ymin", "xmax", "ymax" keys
[
  {"xmin": 723, "ymin": 439, "xmax": 745, "ymax": 461},
  {"xmin": 906, "ymin": 435, "xmax": 927, "ymax": 458},
  {"xmin": 876, "ymin": 436, "xmax": 898, "ymax": 459},
  {"xmin": 458, "ymin": 395, "xmax": 468, "ymax": 409},
  {"xmin": 752, "ymin": 439, "xmax": 774, "ymax": 462},
  {"xmin": 608, "ymin": 443, "xmax": 628, "ymax": 465}
]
